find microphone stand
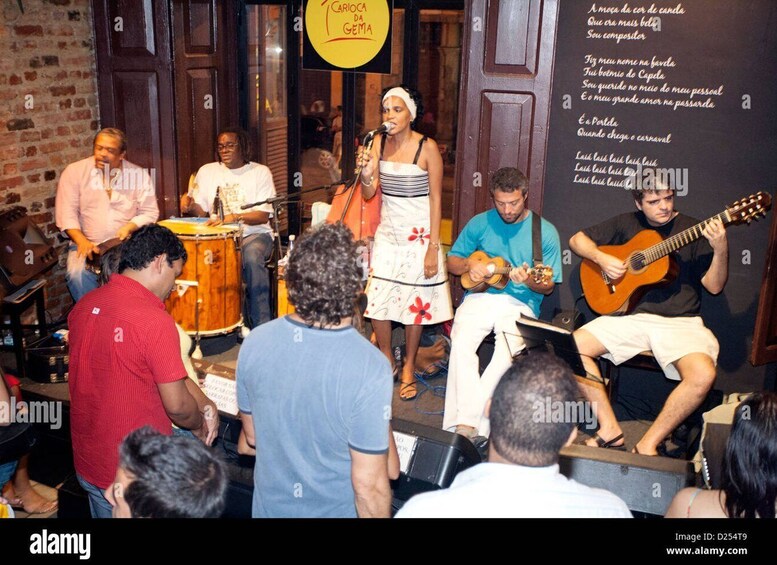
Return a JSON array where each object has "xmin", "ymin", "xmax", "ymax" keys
[
  {"xmin": 339, "ymin": 130, "xmax": 377, "ymax": 224},
  {"xmin": 239, "ymin": 178, "xmax": 356, "ymax": 319},
  {"xmin": 240, "ymin": 195, "xmax": 288, "ymax": 319}
]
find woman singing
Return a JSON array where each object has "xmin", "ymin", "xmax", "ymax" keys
[{"xmin": 359, "ymin": 85, "xmax": 453, "ymax": 401}]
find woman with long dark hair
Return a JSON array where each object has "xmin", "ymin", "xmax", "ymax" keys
[{"xmin": 666, "ymin": 391, "xmax": 777, "ymax": 518}]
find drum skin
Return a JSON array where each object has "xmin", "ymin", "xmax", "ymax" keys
[{"xmin": 159, "ymin": 219, "xmax": 243, "ymax": 335}]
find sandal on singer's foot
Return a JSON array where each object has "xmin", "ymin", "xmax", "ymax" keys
[{"xmin": 399, "ymin": 380, "xmax": 418, "ymax": 401}]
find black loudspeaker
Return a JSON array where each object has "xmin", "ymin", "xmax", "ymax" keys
[
  {"xmin": 391, "ymin": 418, "xmax": 483, "ymax": 505},
  {"xmin": 559, "ymin": 444, "xmax": 694, "ymax": 516},
  {"xmin": 26, "ymin": 334, "xmax": 69, "ymax": 383},
  {"xmin": 0, "ymin": 207, "xmax": 57, "ymax": 289}
]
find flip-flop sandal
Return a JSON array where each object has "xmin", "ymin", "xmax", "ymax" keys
[
  {"xmin": 399, "ymin": 380, "xmax": 418, "ymax": 401},
  {"xmin": 592, "ymin": 432, "xmax": 626, "ymax": 450}
]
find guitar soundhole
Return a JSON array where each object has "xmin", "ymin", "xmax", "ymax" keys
[{"xmin": 630, "ymin": 253, "xmax": 646, "ymax": 271}]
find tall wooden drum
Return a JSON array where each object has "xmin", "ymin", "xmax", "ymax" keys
[{"xmin": 159, "ymin": 218, "xmax": 243, "ymax": 335}]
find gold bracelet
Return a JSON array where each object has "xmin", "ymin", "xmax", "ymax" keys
[{"xmin": 430, "ymin": 241, "xmax": 441, "ymax": 248}]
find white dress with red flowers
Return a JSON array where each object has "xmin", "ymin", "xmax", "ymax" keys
[{"xmin": 364, "ymin": 156, "xmax": 453, "ymax": 325}]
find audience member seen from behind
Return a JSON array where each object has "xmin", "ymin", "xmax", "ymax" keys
[
  {"xmin": 665, "ymin": 391, "xmax": 777, "ymax": 518},
  {"xmin": 396, "ymin": 352, "xmax": 632, "ymax": 518},
  {"xmin": 237, "ymin": 223, "xmax": 398, "ymax": 518},
  {"xmin": 105, "ymin": 426, "xmax": 227, "ymax": 518}
]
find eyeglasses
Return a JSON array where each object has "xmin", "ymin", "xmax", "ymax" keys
[{"xmin": 217, "ymin": 142, "xmax": 239, "ymax": 151}]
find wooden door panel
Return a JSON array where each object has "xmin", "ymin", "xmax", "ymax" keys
[
  {"xmin": 107, "ymin": 0, "xmax": 158, "ymax": 57},
  {"xmin": 478, "ymin": 91, "xmax": 535, "ymax": 211},
  {"xmin": 172, "ymin": 0, "xmax": 239, "ymax": 204},
  {"xmin": 485, "ymin": 0, "xmax": 541, "ymax": 74},
  {"xmin": 93, "ymin": 0, "xmax": 177, "ymax": 218},
  {"xmin": 452, "ymin": 0, "xmax": 558, "ymax": 305},
  {"xmin": 111, "ymin": 72, "xmax": 165, "ymax": 189}
]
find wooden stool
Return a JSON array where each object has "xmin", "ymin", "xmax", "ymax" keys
[{"xmin": 602, "ymin": 350, "xmax": 663, "ymax": 403}]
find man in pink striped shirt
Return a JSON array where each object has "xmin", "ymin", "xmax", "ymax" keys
[{"xmin": 55, "ymin": 128, "xmax": 159, "ymax": 301}]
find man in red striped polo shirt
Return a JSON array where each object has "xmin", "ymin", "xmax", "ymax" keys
[{"xmin": 68, "ymin": 224, "xmax": 219, "ymax": 518}]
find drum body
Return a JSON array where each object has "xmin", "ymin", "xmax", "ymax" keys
[{"xmin": 159, "ymin": 219, "xmax": 243, "ymax": 335}]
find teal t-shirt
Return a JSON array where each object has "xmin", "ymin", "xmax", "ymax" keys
[{"xmin": 448, "ymin": 209, "xmax": 562, "ymax": 316}]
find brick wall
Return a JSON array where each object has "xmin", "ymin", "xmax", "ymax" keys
[{"xmin": 0, "ymin": 0, "xmax": 99, "ymax": 323}]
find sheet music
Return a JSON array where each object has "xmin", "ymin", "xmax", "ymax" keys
[
  {"xmin": 203, "ymin": 373, "xmax": 239, "ymax": 416},
  {"xmin": 392, "ymin": 431, "xmax": 418, "ymax": 475}
]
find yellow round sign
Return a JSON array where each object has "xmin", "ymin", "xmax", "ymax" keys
[{"xmin": 306, "ymin": 0, "xmax": 390, "ymax": 68}]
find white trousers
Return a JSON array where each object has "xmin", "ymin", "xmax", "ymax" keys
[{"xmin": 442, "ymin": 293, "xmax": 534, "ymax": 437}]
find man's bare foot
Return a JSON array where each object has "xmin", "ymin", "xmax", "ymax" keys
[{"xmin": 632, "ymin": 441, "xmax": 659, "ymax": 456}]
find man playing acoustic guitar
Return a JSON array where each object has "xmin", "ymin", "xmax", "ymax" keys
[
  {"xmin": 443, "ymin": 167, "xmax": 562, "ymax": 439},
  {"xmin": 571, "ymin": 184, "xmax": 728, "ymax": 456}
]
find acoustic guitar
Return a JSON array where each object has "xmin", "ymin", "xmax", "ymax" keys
[
  {"xmin": 461, "ymin": 250, "xmax": 554, "ymax": 293},
  {"xmin": 580, "ymin": 192, "xmax": 772, "ymax": 315}
]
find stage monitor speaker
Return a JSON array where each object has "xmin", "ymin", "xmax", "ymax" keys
[
  {"xmin": 0, "ymin": 206, "xmax": 57, "ymax": 289},
  {"xmin": 391, "ymin": 418, "xmax": 483, "ymax": 504},
  {"xmin": 559, "ymin": 444, "xmax": 695, "ymax": 516}
]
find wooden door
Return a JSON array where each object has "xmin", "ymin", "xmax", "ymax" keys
[
  {"xmin": 171, "ymin": 0, "xmax": 240, "ymax": 205},
  {"xmin": 92, "ymin": 0, "xmax": 178, "ymax": 218},
  {"xmin": 453, "ymin": 0, "xmax": 559, "ymax": 230}
]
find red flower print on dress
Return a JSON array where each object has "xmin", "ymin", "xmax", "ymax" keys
[
  {"xmin": 409, "ymin": 296, "xmax": 432, "ymax": 324},
  {"xmin": 408, "ymin": 227, "xmax": 430, "ymax": 245}
]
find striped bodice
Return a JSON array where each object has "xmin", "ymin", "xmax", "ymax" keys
[{"xmin": 378, "ymin": 163, "xmax": 430, "ymax": 198}]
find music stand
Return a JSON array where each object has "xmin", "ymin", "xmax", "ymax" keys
[{"xmin": 515, "ymin": 315, "xmax": 586, "ymax": 377}]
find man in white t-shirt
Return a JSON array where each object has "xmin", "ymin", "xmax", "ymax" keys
[{"xmin": 181, "ymin": 127, "xmax": 276, "ymax": 328}]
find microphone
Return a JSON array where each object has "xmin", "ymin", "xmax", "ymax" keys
[
  {"xmin": 212, "ymin": 187, "xmax": 224, "ymax": 221},
  {"xmin": 365, "ymin": 122, "xmax": 394, "ymax": 139},
  {"xmin": 241, "ymin": 195, "xmax": 285, "ymax": 209}
]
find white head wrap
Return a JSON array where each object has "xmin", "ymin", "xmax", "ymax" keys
[{"xmin": 382, "ymin": 87, "xmax": 417, "ymax": 120}]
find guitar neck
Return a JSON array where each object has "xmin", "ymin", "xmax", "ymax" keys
[
  {"xmin": 490, "ymin": 266, "xmax": 543, "ymax": 275},
  {"xmin": 642, "ymin": 211, "xmax": 730, "ymax": 264}
]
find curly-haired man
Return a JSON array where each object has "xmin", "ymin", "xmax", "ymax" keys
[{"xmin": 237, "ymin": 223, "xmax": 398, "ymax": 517}]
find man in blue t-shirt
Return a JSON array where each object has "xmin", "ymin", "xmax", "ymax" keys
[
  {"xmin": 443, "ymin": 167, "xmax": 562, "ymax": 439},
  {"xmin": 236, "ymin": 223, "xmax": 399, "ymax": 518}
]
